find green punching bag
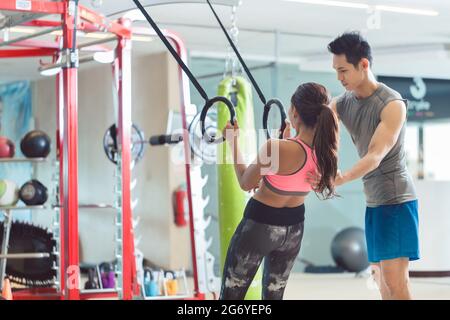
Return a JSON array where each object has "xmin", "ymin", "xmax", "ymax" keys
[{"xmin": 217, "ymin": 76, "xmax": 262, "ymax": 299}]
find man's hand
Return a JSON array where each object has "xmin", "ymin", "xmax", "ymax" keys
[
  {"xmin": 334, "ymin": 170, "xmax": 345, "ymax": 187},
  {"xmin": 306, "ymin": 171, "xmax": 321, "ymax": 190},
  {"xmin": 307, "ymin": 170, "xmax": 347, "ymax": 190}
]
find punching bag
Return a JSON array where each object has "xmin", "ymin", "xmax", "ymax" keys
[{"xmin": 217, "ymin": 76, "xmax": 261, "ymax": 299}]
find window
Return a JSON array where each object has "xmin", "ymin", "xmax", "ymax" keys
[{"xmin": 423, "ymin": 122, "xmax": 450, "ymax": 181}]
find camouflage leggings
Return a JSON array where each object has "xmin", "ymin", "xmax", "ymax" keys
[{"xmin": 219, "ymin": 218, "xmax": 304, "ymax": 300}]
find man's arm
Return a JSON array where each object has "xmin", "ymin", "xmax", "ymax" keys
[{"xmin": 336, "ymin": 100, "xmax": 406, "ymax": 185}]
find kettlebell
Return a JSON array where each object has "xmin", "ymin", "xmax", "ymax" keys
[
  {"xmin": 84, "ymin": 268, "xmax": 99, "ymax": 290},
  {"xmin": 19, "ymin": 179, "xmax": 48, "ymax": 206},
  {"xmin": 165, "ymin": 270, "xmax": 178, "ymax": 296},
  {"xmin": 99, "ymin": 262, "xmax": 115, "ymax": 289},
  {"xmin": 144, "ymin": 268, "xmax": 159, "ymax": 297}
]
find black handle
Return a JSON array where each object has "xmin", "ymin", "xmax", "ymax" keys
[
  {"xmin": 263, "ymin": 98, "xmax": 287, "ymax": 140},
  {"xmin": 149, "ymin": 134, "xmax": 183, "ymax": 146},
  {"xmin": 200, "ymin": 96, "xmax": 235, "ymax": 144}
]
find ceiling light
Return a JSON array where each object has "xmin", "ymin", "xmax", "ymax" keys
[
  {"xmin": 375, "ymin": 5, "xmax": 438, "ymax": 16},
  {"xmin": 283, "ymin": 0, "xmax": 439, "ymax": 16},
  {"xmin": 285, "ymin": 0, "xmax": 367, "ymax": 9}
]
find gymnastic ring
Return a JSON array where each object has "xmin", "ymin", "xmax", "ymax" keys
[
  {"xmin": 263, "ymin": 98, "xmax": 287, "ymax": 140},
  {"xmin": 200, "ymin": 96, "xmax": 236, "ymax": 144}
]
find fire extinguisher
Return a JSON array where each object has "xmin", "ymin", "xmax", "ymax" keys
[{"xmin": 173, "ymin": 184, "xmax": 189, "ymax": 227}]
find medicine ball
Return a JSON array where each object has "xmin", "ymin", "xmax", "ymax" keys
[
  {"xmin": 331, "ymin": 227, "xmax": 369, "ymax": 273},
  {"xmin": 0, "ymin": 136, "xmax": 15, "ymax": 158},
  {"xmin": 0, "ymin": 180, "xmax": 19, "ymax": 206},
  {"xmin": 20, "ymin": 130, "xmax": 51, "ymax": 158},
  {"xmin": 19, "ymin": 180, "xmax": 48, "ymax": 206}
]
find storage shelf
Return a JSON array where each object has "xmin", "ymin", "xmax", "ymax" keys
[
  {"xmin": 0, "ymin": 205, "xmax": 47, "ymax": 211},
  {"xmin": 0, "ymin": 157, "xmax": 48, "ymax": 163}
]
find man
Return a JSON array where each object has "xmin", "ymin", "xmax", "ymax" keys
[{"xmin": 326, "ymin": 32, "xmax": 419, "ymax": 300}]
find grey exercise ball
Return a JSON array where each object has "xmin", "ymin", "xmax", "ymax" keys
[{"xmin": 331, "ymin": 227, "xmax": 369, "ymax": 272}]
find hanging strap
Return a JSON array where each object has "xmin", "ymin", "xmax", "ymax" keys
[
  {"xmin": 206, "ymin": 0, "xmax": 286, "ymax": 139},
  {"xmin": 207, "ymin": 0, "xmax": 265, "ymax": 105},
  {"xmin": 132, "ymin": 0, "xmax": 235, "ymax": 143}
]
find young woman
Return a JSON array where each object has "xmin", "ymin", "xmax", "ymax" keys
[{"xmin": 220, "ymin": 82, "xmax": 339, "ymax": 300}]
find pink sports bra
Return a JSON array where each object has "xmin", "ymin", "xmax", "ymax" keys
[{"xmin": 263, "ymin": 138, "xmax": 317, "ymax": 196}]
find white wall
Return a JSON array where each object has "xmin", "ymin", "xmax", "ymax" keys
[
  {"xmin": 31, "ymin": 52, "xmax": 191, "ymax": 270},
  {"xmin": 410, "ymin": 180, "xmax": 450, "ymax": 272}
]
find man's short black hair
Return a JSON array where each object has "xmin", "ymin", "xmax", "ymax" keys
[{"xmin": 328, "ymin": 31, "xmax": 373, "ymax": 67}]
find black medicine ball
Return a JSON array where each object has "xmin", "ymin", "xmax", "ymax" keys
[
  {"xmin": 19, "ymin": 180, "xmax": 48, "ymax": 206},
  {"xmin": 20, "ymin": 130, "xmax": 51, "ymax": 158}
]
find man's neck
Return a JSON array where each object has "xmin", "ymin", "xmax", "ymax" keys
[{"xmin": 353, "ymin": 75, "xmax": 379, "ymax": 99}]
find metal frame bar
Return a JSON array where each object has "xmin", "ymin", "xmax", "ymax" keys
[
  {"xmin": 22, "ymin": 19, "xmax": 117, "ymax": 34},
  {"xmin": 0, "ymin": 253, "xmax": 50, "ymax": 259},
  {"xmin": 78, "ymin": 5, "xmax": 131, "ymax": 38},
  {"xmin": 0, "ymin": 0, "xmax": 64, "ymax": 14},
  {"xmin": 60, "ymin": 0, "xmax": 79, "ymax": 300},
  {"xmin": 77, "ymin": 36, "xmax": 117, "ymax": 49},
  {"xmin": 0, "ymin": 1, "xmax": 137, "ymax": 301},
  {"xmin": 116, "ymin": 18, "xmax": 135, "ymax": 300},
  {"xmin": 0, "ymin": 38, "xmax": 61, "ymax": 49},
  {"xmin": 0, "ymin": 1, "xmax": 204, "ymax": 301},
  {"xmin": 0, "ymin": 26, "xmax": 60, "ymax": 47},
  {"xmin": 55, "ymin": 51, "xmax": 65, "ymax": 300},
  {"xmin": 22, "ymin": 20, "xmax": 62, "ymax": 28},
  {"xmin": 169, "ymin": 31, "xmax": 204, "ymax": 300},
  {"xmin": 0, "ymin": 210, "xmax": 13, "ymax": 290},
  {"xmin": 0, "ymin": 2, "xmax": 129, "ymax": 49},
  {"xmin": 0, "ymin": 48, "xmax": 56, "ymax": 57},
  {"xmin": 0, "ymin": 38, "xmax": 108, "ymax": 52}
]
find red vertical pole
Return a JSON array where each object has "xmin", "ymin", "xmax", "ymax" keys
[
  {"xmin": 62, "ymin": 0, "xmax": 79, "ymax": 300},
  {"xmin": 167, "ymin": 32, "xmax": 203, "ymax": 299},
  {"xmin": 56, "ymin": 67, "xmax": 66, "ymax": 299},
  {"xmin": 117, "ymin": 18, "xmax": 134, "ymax": 300}
]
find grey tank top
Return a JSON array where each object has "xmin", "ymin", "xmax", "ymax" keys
[{"xmin": 336, "ymin": 82, "xmax": 417, "ymax": 207}]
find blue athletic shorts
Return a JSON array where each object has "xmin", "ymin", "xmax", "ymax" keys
[{"xmin": 365, "ymin": 200, "xmax": 420, "ymax": 263}]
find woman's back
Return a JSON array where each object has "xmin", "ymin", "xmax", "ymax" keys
[{"xmin": 253, "ymin": 135, "xmax": 316, "ymax": 208}]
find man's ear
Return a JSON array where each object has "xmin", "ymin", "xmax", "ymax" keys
[{"xmin": 361, "ymin": 58, "xmax": 370, "ymax": 70}]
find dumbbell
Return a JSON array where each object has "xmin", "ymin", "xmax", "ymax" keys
[
  {"xmin": 149, "ymin": 134, "xmax": 183, "ymax": 146},
  {"xmin": 84, "ymin": 268, "xmax": 99, "ymax": 290},
  {"xmin": 99, "ymin": 262, "xmax": 115, "ymax": 289}
]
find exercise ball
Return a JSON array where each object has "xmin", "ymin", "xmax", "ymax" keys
[
  {"xmin": 0, "ymin": 180, "xmax": 19, "ymax": 206},
  {"xmin": 20, "ymin": 130, "xmax": 51, "ymax": 158},
  {"xmin": 19, "ymin": 180, "xmax": 48, "ymax": 206},
  {"xmin": 331, "ymin": 227, "xmax": 369, "ymax": 272},
  {"xmin": 0, "ymin": 136, "xmax": 15, "ymax": 158}
]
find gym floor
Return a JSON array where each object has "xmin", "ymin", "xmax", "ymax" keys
[
  {"xmin": 283, "ymin": 274, "xmax": 450, "ymax": 300},
  {"xmin": 182, "ymin": 274, "xmax": 450, "ymax": 300}
]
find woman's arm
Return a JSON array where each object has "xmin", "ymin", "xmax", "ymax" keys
[{"xmin": 223, "ymin": 120, "xmax": 275, "ymax": 191}]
